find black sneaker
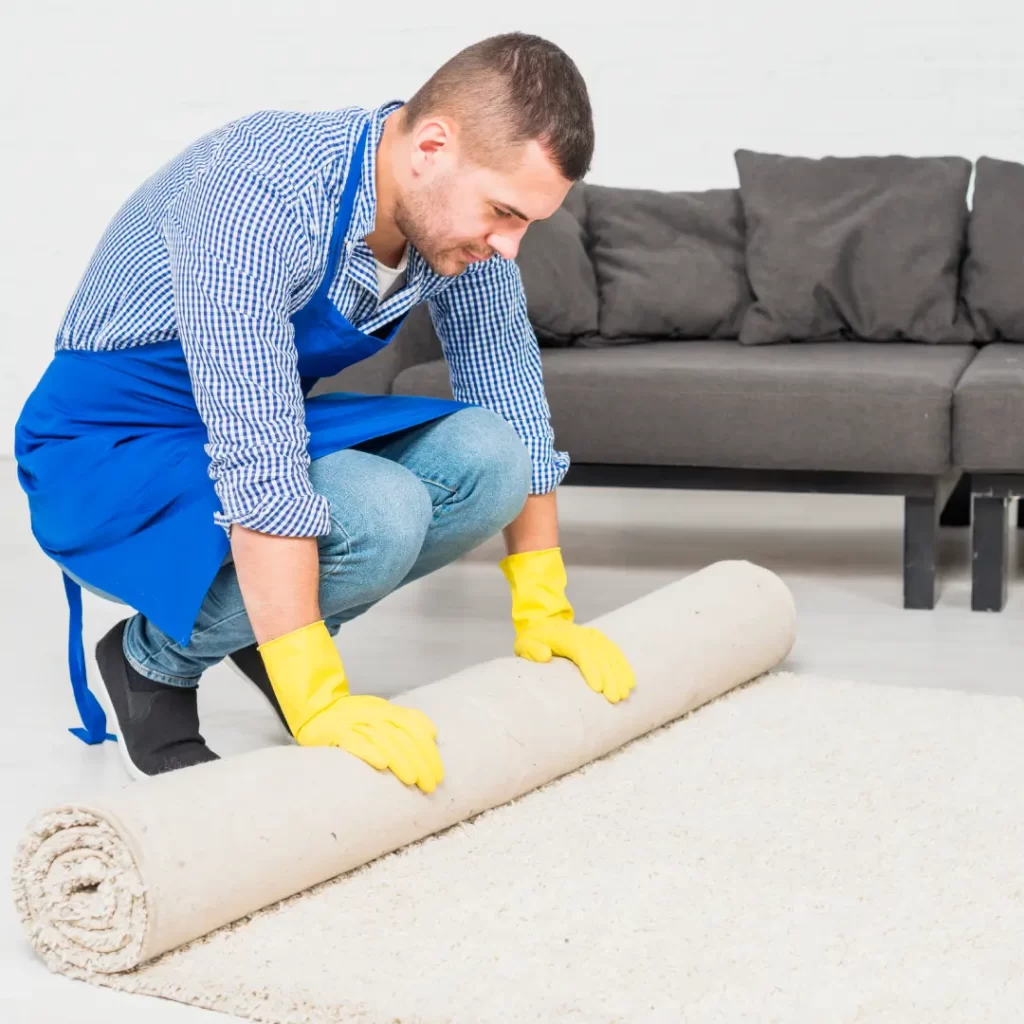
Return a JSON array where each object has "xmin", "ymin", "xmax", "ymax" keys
[
  {"xmin": 95, "ymin": 620, "xmax": 220, "ymax": 779},
  {"xmin": 226, "ymin": 644, "xmax": 292, "ymax": 736}
]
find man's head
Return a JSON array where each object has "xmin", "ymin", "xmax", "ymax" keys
[{"xmin": 387, "ymin": 32, "xmax": 594, "ymax": 276}]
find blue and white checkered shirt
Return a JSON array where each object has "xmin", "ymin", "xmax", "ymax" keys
[{"xmin": 55, "ymin": 101, "xmax": 569, "ymax": 537}]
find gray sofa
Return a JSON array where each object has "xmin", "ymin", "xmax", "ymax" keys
[{"xmin": 316, "ymin": 152, "xmax": 1024, "ymax": 611}]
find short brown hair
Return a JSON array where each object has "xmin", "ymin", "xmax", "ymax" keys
[{"xmin": 402, "ymin": 33, "xmax": 594, "ymax": 181}]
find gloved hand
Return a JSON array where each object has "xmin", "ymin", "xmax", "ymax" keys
[
  {"xmin": 258, "ymin": 620, "xmax": 443, "ymax": 793},
  {"xmin": 499, "ymin": 547, "xmax": 636, "ymax": 704}
]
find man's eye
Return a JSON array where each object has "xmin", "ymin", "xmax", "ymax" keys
[{"xmin": 493, "ymin": 207, "xmax": 511, "ymax": 218}]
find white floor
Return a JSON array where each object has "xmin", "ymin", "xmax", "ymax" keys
[{"xmin": 3, "ymin": 462, "xmax": 1023, "ymax": 1022}]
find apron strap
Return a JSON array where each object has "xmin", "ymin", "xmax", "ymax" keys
[{"xmin": 62, "ymin": 572, "xmax": 116, "ymax": 744}]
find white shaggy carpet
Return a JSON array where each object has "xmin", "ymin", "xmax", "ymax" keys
[{"xmin": 93, "ymin": 672, "xmax": 1024, "ymax": 1022}]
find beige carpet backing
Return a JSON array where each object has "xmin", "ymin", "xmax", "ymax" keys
[{"xmin": 98, "ymin": 671, "xmax": 1024, "ymax": 1022}]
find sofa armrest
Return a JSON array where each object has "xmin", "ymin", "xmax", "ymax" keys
[{"xmin": 308, "ymin": 302, "xmax": 444, "ymax": 398}]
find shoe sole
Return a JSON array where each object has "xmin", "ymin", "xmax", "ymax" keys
[{"xmin": 89, "ymin": 654, "xmax": 151, "ymax": 784}]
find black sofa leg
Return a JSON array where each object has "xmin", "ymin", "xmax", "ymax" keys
[
  {"xmin": 904, "ymin": 495, "xmax": 938, "ymax": 610},
  {"xmin": 940, "ymin": 473, "xmax": 972, "ymax": 527},
  {"xmin": 972, "ymin": 496, "xmax": 1010, "ymax": 612}
]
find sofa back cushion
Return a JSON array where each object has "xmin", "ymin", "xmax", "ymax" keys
[
  {"xmin": 585, "ymin": 184, "xmax": 751, "ymax": 342},
  {"xmin": 514, "ymin": 183, "xmax": 598, "ymax": 346},
  {"xmin": 735, "ymin": 150, "xmax": 975, "ymax": 345},
  {"xmin": 963, "ymin": 156, "xmax": 1024, "ymax": 342}
]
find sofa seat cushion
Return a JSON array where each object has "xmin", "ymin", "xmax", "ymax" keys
[
  {"xmin": 953, "ymin": 344, "xmax": 1024, "ymax": 471},
  {"xmin": 393, "ymin": 341, "xmax": 975, "ymax": 475}
]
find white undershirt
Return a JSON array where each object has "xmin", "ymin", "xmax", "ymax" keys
[{"xmin": 373, "ymin": 245, "xmax": 409, "ymax": 303}]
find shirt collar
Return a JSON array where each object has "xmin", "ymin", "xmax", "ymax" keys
[{"xmin": 347, "ymin": 100, "xmax": 403, "ymax": 246}]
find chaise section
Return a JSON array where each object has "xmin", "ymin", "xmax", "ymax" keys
[{"xmin": 952, "ymin": 344, "xmax": 1024, "ymax": 611}]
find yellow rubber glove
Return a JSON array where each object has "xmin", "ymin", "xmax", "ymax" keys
[
  {"xmin": 499, "ymin": 547, "xmax": 636, "ymax": 704},
  {"xmin": 257, "ymin": 620, "xmax": 443, "ymax": 793}
]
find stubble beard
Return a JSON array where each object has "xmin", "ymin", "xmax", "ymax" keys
[{"xmin": 394, "ymin": 184, "xmax": 471, "ymax": 278}]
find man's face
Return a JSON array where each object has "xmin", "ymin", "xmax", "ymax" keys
[{"xmin": 395, "ymin": 119, "xmax": 572, "ymax": 276}]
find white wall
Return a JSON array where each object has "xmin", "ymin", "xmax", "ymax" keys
[{"xmin": 2, "ymin": 0, "xmax": 1022, "ymax": 455}]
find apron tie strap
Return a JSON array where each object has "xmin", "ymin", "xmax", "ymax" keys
[{"xmin": 62, "ymin": 572, "xmax": 116, "ymax": 744}]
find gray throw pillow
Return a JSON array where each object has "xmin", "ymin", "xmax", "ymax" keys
[
  {"xmin": 514, "ymin": 185, "xmax": 598, "ymax": 347},
  {"xmin": 585, "ymin": 184, "xmax": 751, "ymax": 341},
  {"xmin": 735, "ymin": 150, "xmax": 976, "ymax": 345},
  {"xmin": 963, "ymin": 156, "xmax": 1024, "ymax": 341}
]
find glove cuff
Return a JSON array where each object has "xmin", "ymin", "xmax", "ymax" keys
[
  {"xmin": 257, "ymin": 620, "xmax": 349, "ymax": 734},
  {"xmin": 499, "ymin": 547, "xmax": 574, "ymax": 631}
]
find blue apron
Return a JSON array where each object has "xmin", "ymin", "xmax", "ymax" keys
[{"xmin": 14, "ymin": 124, "xmax": 466, "ymax": 745}]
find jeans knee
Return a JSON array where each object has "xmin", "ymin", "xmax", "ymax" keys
[
  {"xmin": 314, "ymin": 454, "xmax": 432, "ymax": 605},
  {"xmin": 450, "ymin": 407, "xmax": 532, "ymax": 529}
]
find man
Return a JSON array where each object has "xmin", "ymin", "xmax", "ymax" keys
[{"xmin": 15, "ymin": 32, "xmax": 635, "ymax": 789}]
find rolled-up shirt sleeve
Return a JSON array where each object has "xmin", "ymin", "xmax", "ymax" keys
[
  {"xmin": 164, "ymin": 161, "xmax": 332, "ymax": 537},
  {"xmin": 427, "ymin": 256, "xmax": 570, "ymax": 494}
]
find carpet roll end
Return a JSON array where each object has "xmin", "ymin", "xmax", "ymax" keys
[{"xmin": 12, "ymin": 806, "xmax": 149, "ymax": 976}]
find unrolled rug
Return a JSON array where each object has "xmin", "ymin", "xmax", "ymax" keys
[
  {"xmin": 14, "ymin": 561, "xmax": 796, "ymax": 1009},
  {"xmin": 24, "ymin": 671, "xmax": 1024, "ymax": 1022}
]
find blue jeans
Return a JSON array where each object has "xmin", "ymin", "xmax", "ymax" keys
[{"xmin": 73, "ymin": 407, "xmax": 531, "ymax": 686}]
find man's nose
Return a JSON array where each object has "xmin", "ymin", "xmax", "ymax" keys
[{"xmin": 486, "ymin": 227, "xmax": 526, "ymax": 261}]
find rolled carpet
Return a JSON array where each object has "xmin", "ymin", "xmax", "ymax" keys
[{"xmin": 13, "ymin": 559, "xmax": 796, "ymax": 979}]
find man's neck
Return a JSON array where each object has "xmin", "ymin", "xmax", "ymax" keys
[{"xmin": 364, "ymin": 110, "xmax": 408, "ymax": 268}]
